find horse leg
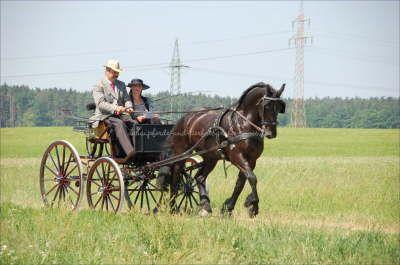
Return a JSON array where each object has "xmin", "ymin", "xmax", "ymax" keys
[
  {"xmin": 194, "ymin": 159, "xmax": 217, "ymax": 215},
  {"xmin": 242, "ymin": 168, "xmax": 259, "ymax": 218},
  {"xmin": 221, "ymin": 171, "xmax": 246, "ymax": 215},
  {"xmin": 228, "ymin": 155, "xmax": 259, "ymax": 218},
  {"xmin": 221, "ymin": 159, "xmax": 256, "ymax": 215},
  {"xmin": 169, "ymin": 161, "xmax": 184, "ymax": 213}
]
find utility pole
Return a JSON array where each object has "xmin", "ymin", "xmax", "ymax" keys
[
  {"xmin": 169, "ymin": 38, "xmax": 188, "ymax": 120},
  {"xmin": 289, "ymin": 1, "xmax": 313, "ymax": 128}
]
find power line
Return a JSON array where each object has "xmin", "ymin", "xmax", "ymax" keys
[
  {"xmin": 184, "ymin": 47, "xmax": 292, "ymax": 63},
  {"xmin": 189, "ymin": 30, "xmax": 291, "ymax": 45},
  {"xmin": 189, "ymin": 66, "xmax": 289, "ymax": 81},
  {"xmin": 314, "ymin": 31, "xmax": 399, "ymax": 47},
  {"xmin": 1, "ymin": 30, "xmax": 291, "ymax": 61},
  {"xmin": 1, "ymin": 47, "xmax": 293, "ymax": 79},
  {"xmin": 189, "ymin": 66, "xmax": 395, "ymax": 92},
  {"xmin": 309, "ymin": 46, "xmax": 399, "ymax": 66}
]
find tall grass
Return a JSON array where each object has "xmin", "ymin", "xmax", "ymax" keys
[{"xmin": 0, "ymin": 127, "xmax": 399, "ymax": 264}]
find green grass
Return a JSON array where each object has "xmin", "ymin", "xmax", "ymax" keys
[{"xmin": 0, "ymin": 127, "xmax": 399, "ymax": 264}]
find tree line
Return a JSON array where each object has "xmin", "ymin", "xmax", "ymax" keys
[{"xmin": 0, "ymin": 84, "xmax": 398, "ymax": 128}]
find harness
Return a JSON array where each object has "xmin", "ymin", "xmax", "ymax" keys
[{"xmin": 206, "ymin": 90, "xmax": 284, "ymax": 177}]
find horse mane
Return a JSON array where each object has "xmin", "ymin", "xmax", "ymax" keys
[{"xmin": 234, "ymin": 82, "xmax": 272, "ymax": 109}]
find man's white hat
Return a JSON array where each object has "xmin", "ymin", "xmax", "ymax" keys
[{"xmin": 104, "ymin": 59, "xmax": 123, "ymax": 73}]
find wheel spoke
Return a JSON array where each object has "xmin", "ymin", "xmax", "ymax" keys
[
  {"xmin": 108, "ymin": 172, "xmax": 117, "ymax": 186},
  {"xmin": 48, "ymin": 152, "xmax": 59, "ymax": 172},
  {"xmin": 61, "ymin": 145, "xmax": 66, "ymax": 172},
  {"xmin": 148, "ymin": 189, "xmax": 158, "ymax": 204},
  {"xmin": 188, "ymin": 193, "xmax": 193, "ymax": 209},
  {"xmin": 106, "ymin": 162, "xmax": 111, "ymax": 184},
  {"xmin": 177, "ymin": 194, "xmax": 186, "ymax": 210},
  {"xmin": 109, "ymin": 192, "xmax": 119, "ymax": 201},
  {"xmin": 105, "ymin": 195, "xmax": 109, "ymax": 211},
  {"xmin": 64, "ymin": 164, "xmax": 78, "ymax": 179},
  {"xmin": 190, "ymin": 193, "xmax": 199, "ymax": 205},
  {"xmin": 184, "ymin": 195, "xmax": 188, "ymax": 211},
  {"xmin": 128, "ymin": 184, "xmax": 141, "ymax": 196},
  {"xmin": 101, "ymin": 162, "xmax": 106, "ymax": 179},
  {"xmin": 68, "ymin": 194, "xmax": 75, "ymax": 207},
  {"xmin": 95, "ymin": 168, "xmax": 103, "ymax": 185},
  {"xmin": 94, "ymin": 195, "xmax": 102, "ymax": 208},
  {"xmin": 140, "ymin": 188, "xmax": 144, "ymax": 209},
  {"xmin": 147, "ymin": 182, "xmax": 163, "ymax": 191},
  {"xmin": 62, "ymin": 186, "xmax": 67, "ymax": 202},
  {"xmin": 101, "ymin": 196, "xmax": 105, "ymax": 210},
  {"xmin": 91, "ymin": 179, "xmax": 102, "ymax": 187},
  {"xmin": 45, "ymin": 165, "xmax": 58, "ymax": 177},
  {"xmin": 55, "ymin": 145, "xmax": 61, "ymax": 171},
  {"xmin": 144, "ymin": 190, "xmax": 150, "ymax": 212},
  {"xmin": 108, "ymin": 196, "xmax": 116, "ymax": 212},
  {"xmin": 51, "ymin": 185, "xmax": 60, "ymax": 205},
  {"xmin": 45, "ymin": 183, "xmax": 59, "ymax": 197},
  {"xmin": 67, "ymin": 185, "xmax": 79, "ymax": 196},
  {"xmin": 108, "ymin": 186, "xmax": 121, "ymax": 192},
  {"xmin": 58, "ymin": 184, "xmax": 63, "ymax": 205},
  {"xmin": 43, "ymin": 178, "xmax": 55, "ymax": 182},
  {"xmin": 133, "ymin": 190, "xmax": 141, "ymax": 205},
  {"xmin": 62, "ymin": 152, "xmax": 73, "ymax": 175}
]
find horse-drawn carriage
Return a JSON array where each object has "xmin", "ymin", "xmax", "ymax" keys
[
  {"xmin": 39, "ymin": 82, "xmax": 286, "ymax": 217},
  {"xmin": 39, "ymin": 111, "xmax": 202, "ymax": 214}
]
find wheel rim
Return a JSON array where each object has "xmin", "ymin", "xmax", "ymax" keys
[
  {"xmin": 125, "ymin": 169, "xmax": 165, "ymax": 214},
  {"xmin": 171, "ymin": 158, "xmax": 201, "ymax": 213},
  {"xmin": 39, "ymin": 140, "xmax": 83, "ymax": 210},
  {"xmin": 87, "ymin": 158, "xmax": 124, "ymax": 213}
]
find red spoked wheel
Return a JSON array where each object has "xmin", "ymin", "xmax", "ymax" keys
[
  {"xmin": 86, "ymin": 157, "xmax": 124, "ymax": 213},
  {"xmin": 39, "ymin": 140, "xmax": 84, "ymax": 210},
  {"xmin": 171, "ymin": 157, "xmax": 202, "ymax": 213}
]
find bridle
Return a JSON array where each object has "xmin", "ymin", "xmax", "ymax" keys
[{"xmin": 256, "ymin": 95, "xmax": 283, "ymax": 128}]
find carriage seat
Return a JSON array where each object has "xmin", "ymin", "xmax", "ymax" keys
[{"xmin": 86, "ymin": 103, "xmax": 110, "ymax": 141}]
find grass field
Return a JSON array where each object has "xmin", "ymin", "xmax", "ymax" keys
[{"xmin": 0, "ymin": 127, "xmax": 399, "ymax": 264}]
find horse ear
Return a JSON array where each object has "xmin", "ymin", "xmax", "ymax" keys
[{"xmin": 277, "ymin": 83, "xmax": 285, "ymax": 97}]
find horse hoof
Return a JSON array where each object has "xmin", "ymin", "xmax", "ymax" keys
[
  {"xmin": 199, "ymin": 209, "xmax": 210, "ymax": 217},
  {"xmin": 220, "ymin": 204, "xmax": 233, "ymax": 217},
  {"xmin": 247, "ymin": 205, "xmax": 259, "ymax": 218}
]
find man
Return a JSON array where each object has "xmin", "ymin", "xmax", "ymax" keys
[
  {"xmin": 90, "ymin": 59, "xmax": 135, "ymax": 161},
  {"xmin": 127, "ymin": 78, "xmax": 161, "ymax": 124}
]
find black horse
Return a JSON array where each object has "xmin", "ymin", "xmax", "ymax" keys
[{"xmin": 167, "ymin": 82, "xmax": 286, "ymax": 217}]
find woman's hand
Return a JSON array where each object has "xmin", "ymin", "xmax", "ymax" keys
[
  {"xmin": 114, "ymin": 106, "xmax": 126, "ymax": 115},
  {"xmin": 137, "ymin": 115, "xmax": 146, "ymax": 123}
]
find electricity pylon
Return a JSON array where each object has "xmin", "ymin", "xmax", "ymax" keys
[
  {"xmin": 289, "ymin": 1, "xmax": 313, "ymax": 128},
  {"xmin": 169, "ymin": 38, "xmax": 188, "ymax": 120}
]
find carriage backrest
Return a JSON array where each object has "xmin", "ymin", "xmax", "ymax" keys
[{"xmin": 131, "ymin": 124, "xmax": 174, "ymax": 153}]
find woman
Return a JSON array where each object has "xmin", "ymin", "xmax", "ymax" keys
[{"xmin": 127, "ymin": 78, "xmax": 161, "ymax": 124}]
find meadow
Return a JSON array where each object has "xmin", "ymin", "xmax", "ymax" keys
[{"xmin": 0, "ymin": 127, "xmax": 399, "ymax": 264}]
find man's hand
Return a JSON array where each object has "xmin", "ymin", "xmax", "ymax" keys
[
  {"xmin": 115, "ymin": 106, "xmax": 126, "ymax": 115},
  {"xmin": 136, "ymin": 115, "xmax": 146, "ymax": 123},
  {"xmin": 125, "ymin": 108, "xmax": 134, "ymax": 114}
]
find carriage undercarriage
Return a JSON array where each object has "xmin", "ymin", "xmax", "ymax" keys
[{"xmin": 39, "ymin": 121, "xmax": 203, "ymax": 214}]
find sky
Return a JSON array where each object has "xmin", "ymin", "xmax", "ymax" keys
[{"xmin": 1, "ymin": 0, "xmax": 399, "ymax": 98}]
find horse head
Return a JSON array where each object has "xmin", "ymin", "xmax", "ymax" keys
[
  {"xmin": 239, "ymin": 82, "xmax": 286, "ymax": 139},
  {"xmin": 260, "ymin": 83, "xmax": 286, "ymax": 138}
]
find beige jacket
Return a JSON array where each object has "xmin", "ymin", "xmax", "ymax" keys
[{"xmin": 89, "ymin": 78, "xmax": 133, "ymax": 128}]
